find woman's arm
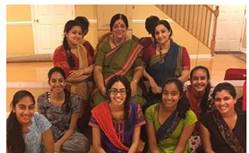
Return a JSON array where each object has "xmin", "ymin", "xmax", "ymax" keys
[
  {"xmin": 42, "ymin": 128, "xmax": 54, "ymax": 153},
  {"xmin": 178, "ymin": 69, "xmax": 190, "ymax": 83},
  {"xmin": 130, "ymin": 66, "xmax": 144, "ymax": 96},
  {"xmin": 92, "ymin": 126, "xmax": 107, "ymax": 153},
  {"xmin": 146, "ymin": 121, "xmax": 160, "ymax": 153},
  {"xmin": 143, "ymin": 69, "xmax": 162, "ymax": 94},
  {"xmin": 66, "ymin": 64, "xmax": 95, "ymax": 82},
  {"xmin": 200, "ymin": 123, "xmax": 215, "ymax": 153},
  {"xmin": 128, "ymin": 126, "xmax": 141, "ymax": 153},
  {"xmin": 54, "ymin": 112, "xmax": 80, "ymax": 152},
  {"xmin": 173, "ymin": 123, "xmax": 195, "ymax": 153},
  {"xmin": 94, "ymin": 65, "xmax": 106, "ymax": 96}
]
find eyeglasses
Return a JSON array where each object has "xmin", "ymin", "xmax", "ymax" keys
[{"xmin": 108, "ymin": 88, "xmax": 127, "ymax": 95}]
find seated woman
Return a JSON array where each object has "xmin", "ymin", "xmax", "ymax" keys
[
  {"xmin": 93, "ymin": 13, "xmax": 144, "ymax": 107},
  {"xmin": 142, "ymin": 19, "xmax": 191, "ymax": 107},
  {"xmin": 200, "ymin": 82, "xmax": 246, "ymax": 153},
  {"xmin": 7, "ymin": 90, "xmax": 54, "ymax": 153},
  {"xmin": 185, "ymin": 66, "xmax": 213, "ymax": 152},
  {"xmin": 145, "ymin": 78, "xmax": 197, "ymax": 153},
  {"xmin": 89, "ymin": 75, "xmax": 146, "ymax": 153},
  {"xmin": 37, "ymin": 67, "xmax": 90, "ymax": 153},
  {"xmin": 52, "ymin": 20, "xmax": 94, "ymax": 123}
]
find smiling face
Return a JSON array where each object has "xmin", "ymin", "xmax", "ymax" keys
[
  {"xmin": 162, "ymin": 82, "xmax": 181, "ymax": 109},
  {"xmin": 191, "ymin": 68, "xmax": 209, "ymax": 94},
  {"xmin": 13, "ymin": 96, "xmax": 35, "ymax": 126},
  {"xmin": 112, "ymin": 19, "xmax": 127, "ymax": 41},
  {"xmin": 109, "ymin": 81, "xmax": 127, "ymax": 106},
  {"xmin": 49, "ymin": 71, "xmax": 66, "ymax": 94},
  {"xmin": 214, "ymin": 90, "xmax": 236, "ymax": 115},
  {"xmin": 155, "ymin": 24, "xmax": 171, "ymax": 45},
  {"xmin": 66, "ymin": 25, "xmax": 82, "ymax": 46}
]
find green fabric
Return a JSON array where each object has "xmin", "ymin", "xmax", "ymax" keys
[
  {"xmin": 93, "ymin": 38, "xmax": 144, "ymax": 106},
  {"xmin": 145, "ymin": 103, "xmax": 197, "ymax": 153}
]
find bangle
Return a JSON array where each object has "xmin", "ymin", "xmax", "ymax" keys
[{"xmin": 132, "ymin": 79, "xmax": 138, "ymax": 83}]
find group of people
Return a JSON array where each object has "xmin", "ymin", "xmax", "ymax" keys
[{"xmin": 7, "ymin": 13, "xmax": 246, "ymax": 153}]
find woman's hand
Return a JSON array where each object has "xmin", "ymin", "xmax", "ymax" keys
[
  {"xmin": 54, "ymin": 142, "xmax": 62, "ymax": 153},
  {"xmin": 149, "ymin": 78, "xmax": 162, "ymax": 94},
  {"xmin": 130, "ymin": 80, "xmax": 138, "ymax": 96}
]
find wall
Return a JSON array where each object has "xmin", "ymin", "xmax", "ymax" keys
[
  {"xmin": 7, "ymin": 5, "xmax": 211, "ymax": 57},
  {"xmin": 7, "ymin": 5, "xmax": 34, "ymax": 56}
]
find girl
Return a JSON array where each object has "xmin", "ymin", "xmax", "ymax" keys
[{"xmin": 7, "ymin": 90, "xmax": 54, "ymax": 153}]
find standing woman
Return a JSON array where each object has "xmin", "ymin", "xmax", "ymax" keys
[
  {"xmin": 93, "ymin": 13, "xmax": 145, "ymax": 107},
  {"xmin": 53, "ymin": 19, "xmax": 94, "ymax": 111},
  {"xmin": 37, "ymin": 67, "xmax": 90, "ymax": 153},
  {"xmin": 200, "ymin": 82, "xmax": 246, "ymax": 153},
  {"xmin": 89, "ymin": 75, "xmax": 146, "ymax": 153},
  {"xmin": 145, "ymin": 78, "xmax": 197, "ymax": 153},
  {"xmin": 7, "ymin": 90, "xmax": 54, "ymax": 153},
  {"xmin": 143, "ymin": 20, "xmax": 191, "ymax": 106}
]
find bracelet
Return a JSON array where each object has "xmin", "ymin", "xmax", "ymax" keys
[{"xmin": 132, "ymin": 79, "xmax": 138, "ymax": 83}]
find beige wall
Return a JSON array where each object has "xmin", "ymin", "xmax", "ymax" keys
[
  {"xmin": 7, "ymin": 5, "xmax": 34, "ymax": 56},
  {"xmin": 7, "ymin": 5, "xmax": 211, "ymax": 57}
]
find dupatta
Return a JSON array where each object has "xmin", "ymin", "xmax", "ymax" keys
[
  {"xmin": 91, "ymin": 102, "xmax": 138, "ymax": 152},
  {"xmin": 212, "ymin": 109, "xmax": 245, "ymax": 153}
]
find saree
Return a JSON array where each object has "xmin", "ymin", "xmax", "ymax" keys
[
  {"xmin": 92, "ymin": 37, "xmax": 144, "ymax": 106},
  {"xmin": 212, "ymin": 110, "xmax": 245, "ymax": 153},
  {"xmin": 53, "ymin": 41, "xmax": 94, "ymax": 100},
  {"xmin": 145, "ymin": 41, "xmax": 183, "ymax": 106},
  {"xmin": 91, "ymin": 102, "xmax": 139, "ymax": 152}
]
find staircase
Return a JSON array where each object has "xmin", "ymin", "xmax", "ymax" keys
[{"xmin": 156, "ymin": 5, "xmax": 219, "ymax": 56}]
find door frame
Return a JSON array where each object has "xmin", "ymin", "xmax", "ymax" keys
[{"xmin": 31, "ymin": 5, "xmax": 75, "ymax": 54}]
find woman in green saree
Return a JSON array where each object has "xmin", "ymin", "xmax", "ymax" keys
[{"xmin": 93, "ymin": 13, "xmax": 145, "ymax": 107}]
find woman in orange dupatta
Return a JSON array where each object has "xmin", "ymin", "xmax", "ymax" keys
[{"xmin": 53, "ymin": 20, "xmax": 94, "ymax": 131}]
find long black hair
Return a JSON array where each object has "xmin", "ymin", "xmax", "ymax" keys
[
  {"xmin": 7, "ymin": 90, "xmax": 35, "ymax": 153},
  {"xmin": 190, "ymin": 65, "xmax": 212, "ymax": 114},
  {"xmin": 106, "ymin": 75, "xmax": 132, "ymax": 128},
  {"xmin": 162, "ymin": 78, "xmax": 190, "ymax": 118},
  {"xmin": 63, "ymin": 20, "xmax": 82, "ymax": 68},
  {"xmin": 48, "ymin": 66, "xmax": 71, "ymax": 114}
]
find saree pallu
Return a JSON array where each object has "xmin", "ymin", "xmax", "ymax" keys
[
  {"xmin": 145, "ymin": 41, "xmax": 183, "ymax": 105},
  {"xmin": 92, "ymin": 38, "xmax": 145, "ymax": 106},
  {"xmin": 212, "ymin": 110, "xmax": 245, "ymax": 153},
  {"xmin": 53, "ymin": 42, "xmax": 94, "ymax": 100},
  {"xmin": 91, "ymin": 102, "xmax": 139, "ymax": 152}
]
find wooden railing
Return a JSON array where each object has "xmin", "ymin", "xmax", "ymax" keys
[{"xmin": 156, "ymin": 5, "xmax": 219, "ymax": 56}]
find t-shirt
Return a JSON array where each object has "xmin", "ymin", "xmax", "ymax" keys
[
  {"xmin": 200, "ymin": 111, "xmax": 246, "ymax": 153},
  {"xmin": 24, "ymin": 113, "xmax": 51, "ymax": 153},
  {"xmin": 37, "ymin": 92, "xmax": 81, "ymax": 140},
  {"xmin": 145, "ymin": 103, "xmax": 197, "ymax": 153}
]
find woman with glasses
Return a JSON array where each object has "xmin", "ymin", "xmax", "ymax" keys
[{"xmin": 89, "ymin": 75, "xmax": 145, "ymax": 153}]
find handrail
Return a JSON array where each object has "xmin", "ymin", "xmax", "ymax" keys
[{"xmin": 156, "ymin": 5, "xmax": 219, "ymax": 56}]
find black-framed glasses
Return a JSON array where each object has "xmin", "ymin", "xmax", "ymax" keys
[{"xmin": 108, "ymin": 88, "xmax": 127, "ymax": 95}]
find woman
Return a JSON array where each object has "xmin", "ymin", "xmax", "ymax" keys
[
  {"xmin": 200, "ymin": 82, "xmax": 246, "ymax": 153},
  {"xmin": 37, "ymin": 67, "xmax": 90, "ymax": 153},
  {"xmin": 93, "ymin": 13, "xmax": 144, "ymax": 107},
  {"xmin": 145, "ymin": 78, "xmax": 197, "ymax": 153},
  {"xmin": 142, "ymin": 19, "xmax": 190, "ymax": 107},
  {"xmin": 53, "ymin": 19, "xmax": 94, "ymax": 108},
  {"xmin": 89, "ymin": 75, "xmax": 146, "ymax": 153},
  {"xmin": 7, "ymin": 90, "xmax": 54, "ymax": 153},
  {"xmin": 185, "ymin": 66, "xmax": 213, "ymax": 152}
]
